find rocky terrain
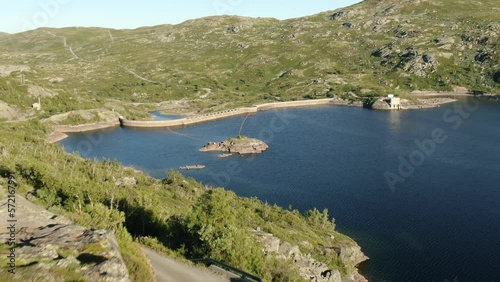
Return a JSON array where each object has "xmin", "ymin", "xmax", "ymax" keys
[
  {"xmin": 0, "ymin": 183, "xmax": 130, "ymax": 282},
  {"xmin": 0, "ymin": 100, "xmax": 20, "ymax": 121},
  {"xmin": 254, "ymin": 230, "xmax": 367, "ymax": 282},
  {"xmin": 200, "ymin": 136, "xmax": 269, "ymax": 155}
]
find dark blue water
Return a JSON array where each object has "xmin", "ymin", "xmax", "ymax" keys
[{"xmin": 60, "ymin": 99, "xmax": 500, "ymax": 282}]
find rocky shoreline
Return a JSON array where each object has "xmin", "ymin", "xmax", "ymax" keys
[
  {"xmin": 253, "ymin": 229, "xmax": 368, "ymax": 282},
  {"xmin": 370, "ymin": 97, "xmax": 457, "ymax": 110}
]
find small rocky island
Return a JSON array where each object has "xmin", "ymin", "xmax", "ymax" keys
[
  {"xmin": 200, "ymin": 135, "xmax": 268, "ymax": 156},
  {"xmin": 179, "ymin": 165, "xmax": 206, "ymax": 170}
]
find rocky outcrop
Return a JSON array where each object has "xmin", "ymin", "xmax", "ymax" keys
[
  {"xmin": 0, "ymin": 189, "xmax": 130, "ymax": 282},
  {"xmin": 336, "ymin": 244, "xmax": 367, "ymax": 268},
  {"xmin": 0, "ymin": 100, "xmax": 20, "ymax": 121},
  {"xmin": 371, "ymin": 99, "xmax": 391, "ymax": 110},
  {"xmin": 0, "ymin": 65, "xmax": 29, "ymax": 77},
  {"xmin": 253, "ymin": 230, "xmax": 367, "ymax": 282},
  {"xmin": 200, "ymin": 136, "xmax": 268, "ymax": 155},
  {"xmin": 227, "ymin": 26, "xmax": 240, "ymax": 33},
  {"xmin": 115, "ymin": 177, "xmax": 137, "ymax": 187},
  {"xmin": 15, "ymin": 225, "xmax": 130, "ymax": 282}
]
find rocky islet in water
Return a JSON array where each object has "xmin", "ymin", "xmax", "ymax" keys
[{"xmin": 200, "ymin": 135, "xmax": 269, "ymax": 156}]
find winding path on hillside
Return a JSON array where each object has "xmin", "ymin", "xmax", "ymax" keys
[{"xmin": 44, "ymin": 30, "xmax": 158, "ymax": 84}]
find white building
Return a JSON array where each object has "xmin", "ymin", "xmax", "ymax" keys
[{"xmin": 386, "ymin": 94, "xmax": 401, "ymax": 110}]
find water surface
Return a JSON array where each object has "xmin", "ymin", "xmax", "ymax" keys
[{"xmin": 60, "ymin": 100, "xmax": 500, "ymax": 282}]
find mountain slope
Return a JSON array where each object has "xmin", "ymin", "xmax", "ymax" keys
[{"xmin": 0, "ymin": 0, "xmax": 498, "ymax": 115}]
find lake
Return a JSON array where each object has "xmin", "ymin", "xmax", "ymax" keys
[{"xmin": 60, "ymin": 99, "xmax": 500, "ymax": 282}]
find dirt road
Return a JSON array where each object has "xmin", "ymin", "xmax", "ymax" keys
[{"xmin": 142, "ymin": 248, "xmax": 229, "ymax": 282}]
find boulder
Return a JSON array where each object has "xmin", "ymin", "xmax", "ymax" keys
[
  {"xmin": 338, "ymin": 244, "xmax": 368, "ymax": 266},
  {"xmin": 371, "ymin": 99, "xmax": 391, "ymax": 110},
  {"xmin": 372, "ymin": 45, "xmax": 394, "ymax": 58},
  {"xmin": 278, "ymin": 242, "xmax": 301, "ymax": 259},
  {"xmin": 342, "ymin": 23, "xmax": 354, "ymax": 29},
  {"xmin": 115, "ymin": 177, "xmax": 137, "ymax": 186},
  {"xmin": 227, "ymin": 26, "xmax": 240, "ymax": 33},
  {"xmin": 422, "ymin": 54, "xmax": 432, "ymax": 63},
  {"xmin": 329, "ymin": 11, "xmax": 345, "ymax": 21}
]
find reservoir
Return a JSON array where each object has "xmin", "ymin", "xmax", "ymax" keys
[{"xmin": 60, "ymin": 99, "xmax": 500, "ymax": 282}]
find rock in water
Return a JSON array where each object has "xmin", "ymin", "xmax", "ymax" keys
[{"xmin": 200, "ymin": 136, "xmax": 268, "ymax": 155}]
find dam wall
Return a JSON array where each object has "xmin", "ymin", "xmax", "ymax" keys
[
  {"xmin": 119, "ymin": 107, "xmax": 258, "ymax": 128},
  {"xmin": 120, "ymin": 98, "xmax": 335, "ymax": 128},
  {"xmin": 47, "ymin": 99, "xmax": 336, "ymax": 143}
]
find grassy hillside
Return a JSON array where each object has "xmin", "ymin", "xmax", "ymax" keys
[
  {"xmin": 0, "ymin": 0, "xmax": 498, "ymax": 120},
  {"xmin": 0, "ymin": 120, "xmax": 361, "ymax": 281}
]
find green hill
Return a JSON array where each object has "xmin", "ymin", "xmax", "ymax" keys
[{"xmin": 0, "ymin": 0, "xmax": 498, "ymax": 117}]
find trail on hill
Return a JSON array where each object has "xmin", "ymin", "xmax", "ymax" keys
[
  {"xmin": 142, "ymin": 248, "xmax": 228, "ymax": 282},
  {"xmin": 45, "ymin": 30, "xmax": 158, "ymax": 84}
]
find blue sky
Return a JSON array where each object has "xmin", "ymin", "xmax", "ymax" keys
[{"xmin": 1, "ymin": 0, "xmax": 361, "ymax": 34}]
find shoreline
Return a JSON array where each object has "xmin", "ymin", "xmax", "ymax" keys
[
  {"xmin": 46, "ymin": 95, "xmax": 469, "ymax": 143},
  {"xmin": 45, "ymin": 120, "xmax": 120, "ymax": 143}
]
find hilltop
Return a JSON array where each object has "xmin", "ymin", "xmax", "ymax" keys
[{"xmin": 0, "ymin": 0, "xmax": 498, "ymax": 122}]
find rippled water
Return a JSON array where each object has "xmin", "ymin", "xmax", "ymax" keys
[{"xmin": 60, "ymin": 99, "xmax": 500, "ymax": 282}]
